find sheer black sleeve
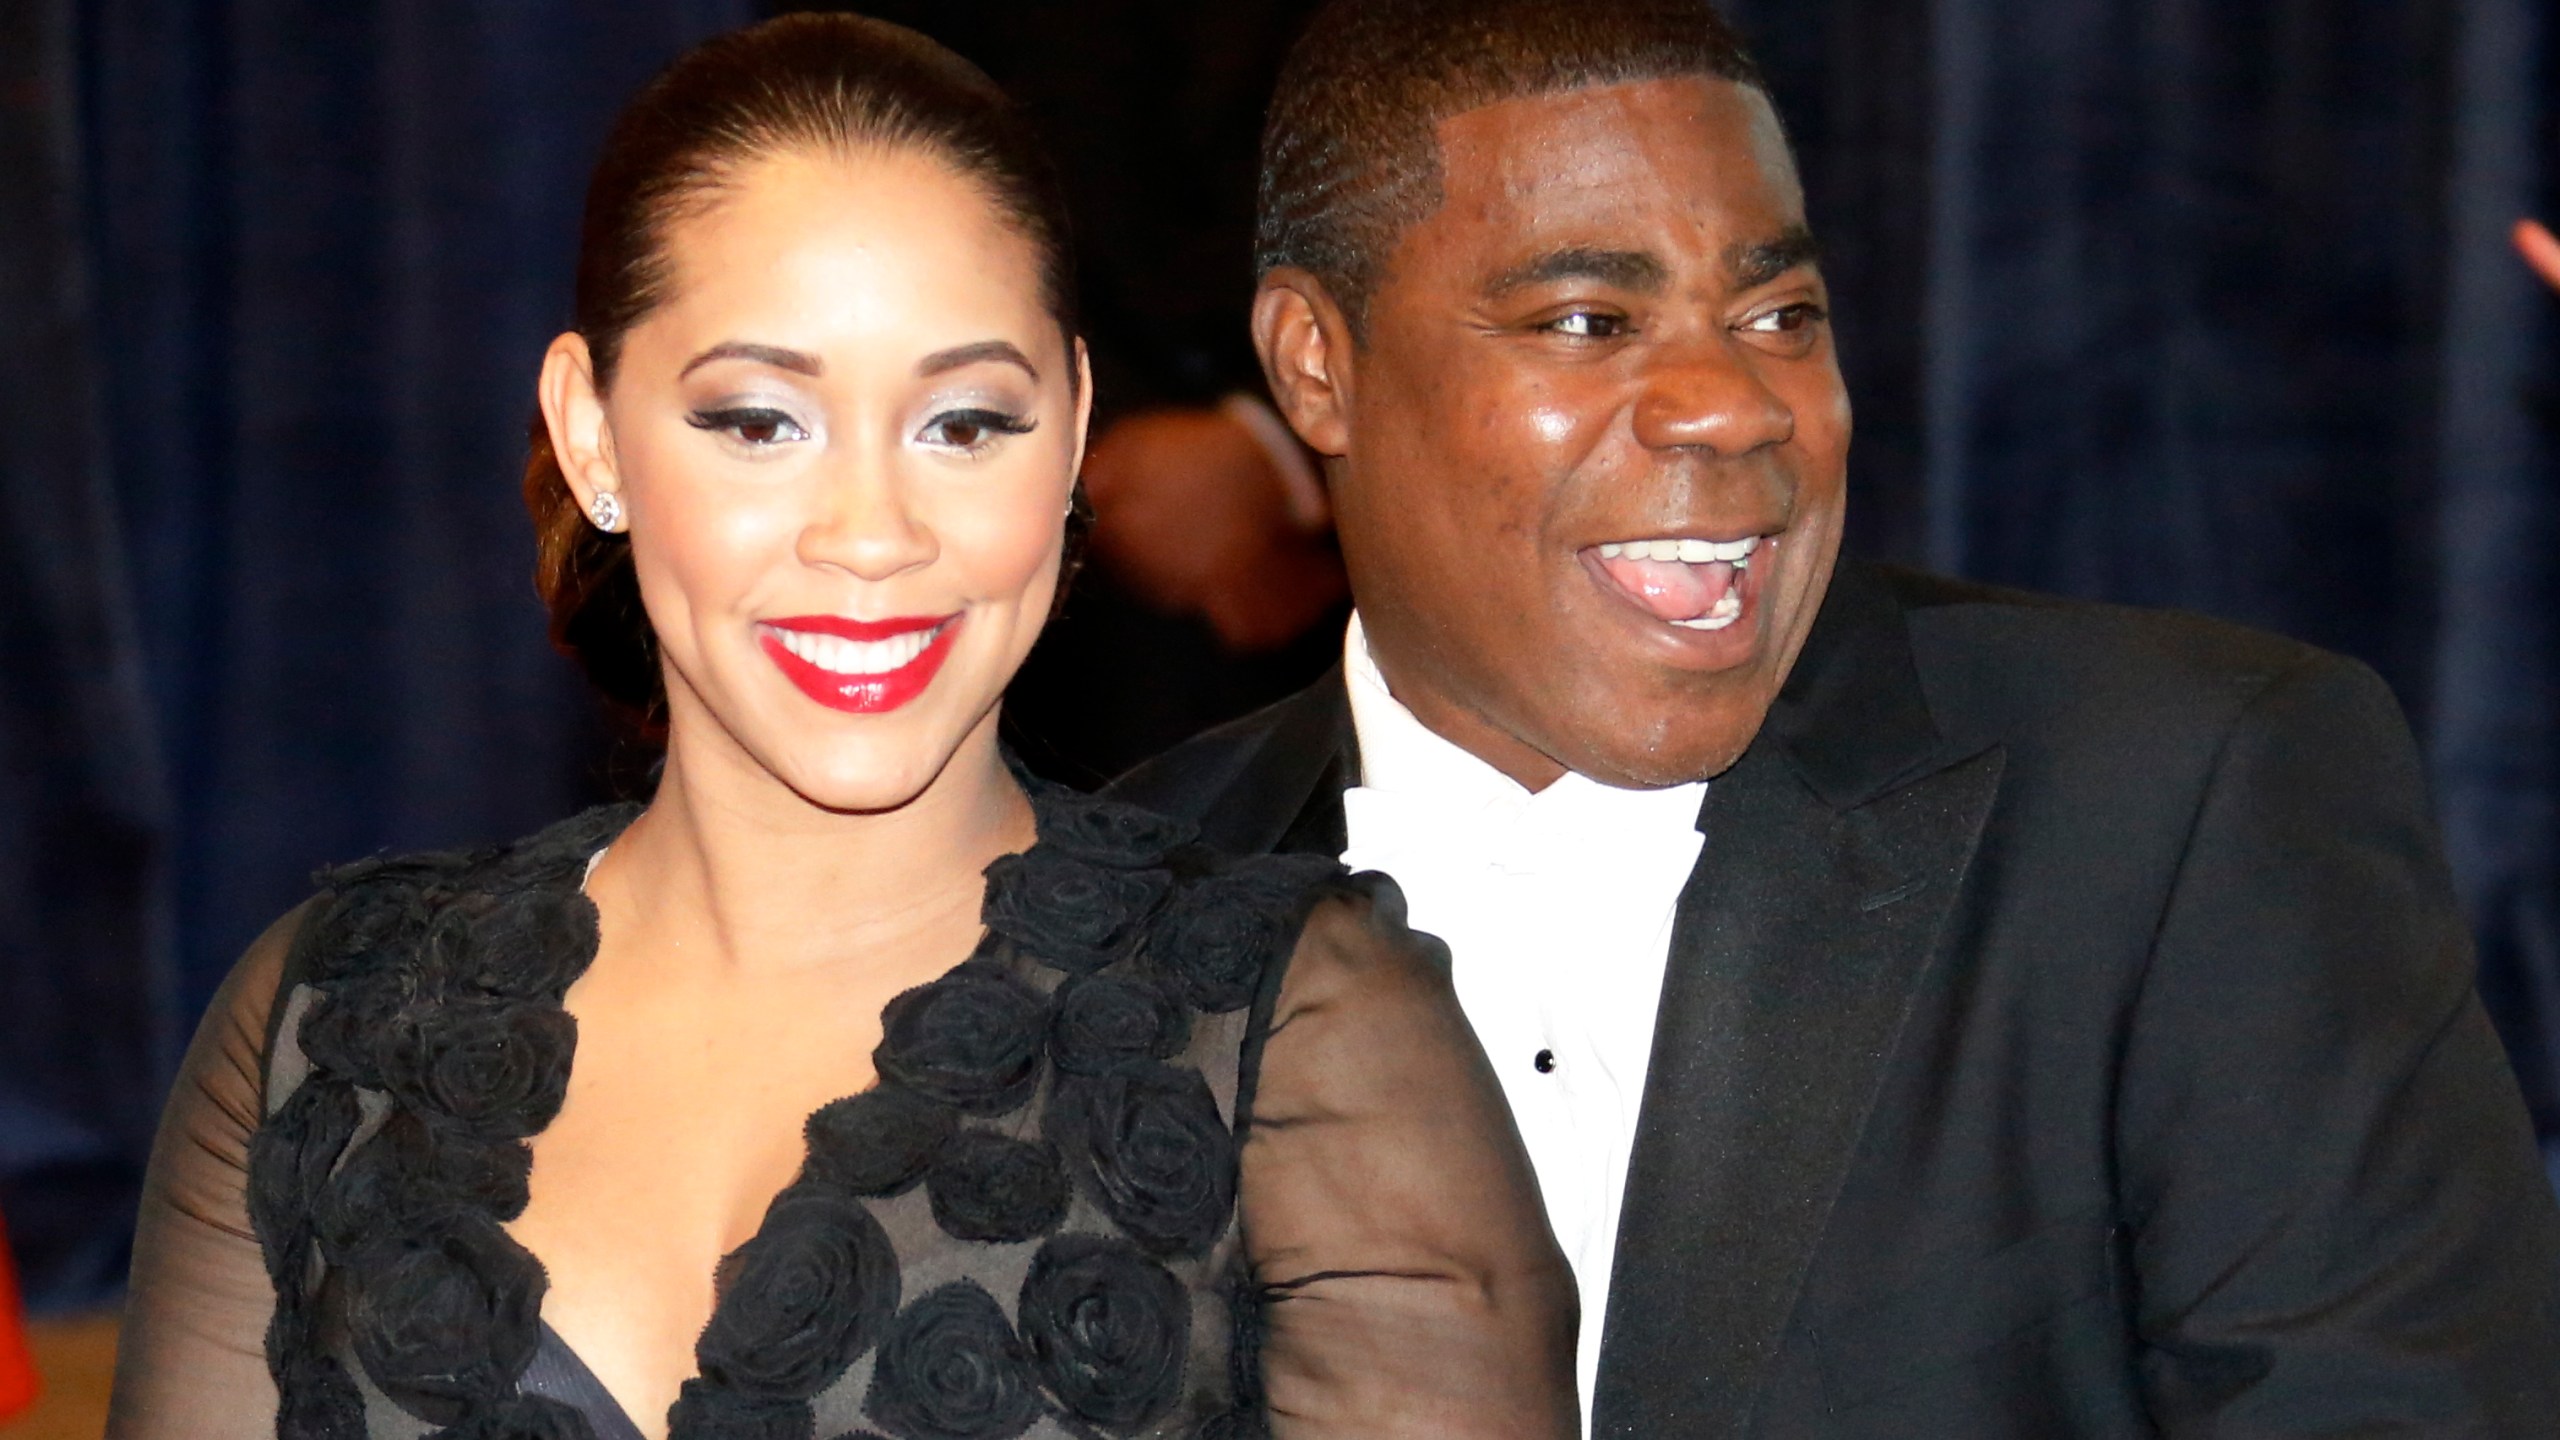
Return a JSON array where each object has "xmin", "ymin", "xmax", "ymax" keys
[
  {"xmin": 106, "ymin": 903, "xmax": 315, "ymax": 1440},
  {"xmin": 1241, "ymin": 873, "xmax": 1580, "ymax": 1438}
]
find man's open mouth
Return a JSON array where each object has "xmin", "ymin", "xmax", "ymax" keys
[{"xmin": 1587, "ymin": 534, "xmax": 1768, "ymax": 631}]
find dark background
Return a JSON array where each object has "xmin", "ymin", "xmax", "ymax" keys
[{"xmin": 3, "ymin": 0, "xmax": 2553, "ymax": 1310}]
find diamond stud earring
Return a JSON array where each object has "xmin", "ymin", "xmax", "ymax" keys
[{"xmin": 588, "ymin": 492, "xmax": 624, "ymax": 533}]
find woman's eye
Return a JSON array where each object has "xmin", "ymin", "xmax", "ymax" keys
[
  {"xmin": 687, "ymin": 407, "xmax": 808, "ymax": 447},
  {"xmin": 1541, "ymin": 310, "xmax": 1631, "ymax": 340},
  {"xmin": 921, "ymin": 408, "xmax": 1035, "ymax": 453}
]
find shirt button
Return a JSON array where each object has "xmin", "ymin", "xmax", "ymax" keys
[{"xmin": 1533, "ymin": 1049, "xmax": 1557, "ymax": 1074}]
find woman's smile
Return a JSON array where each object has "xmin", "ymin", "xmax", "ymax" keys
[{"xmin": 756, "ymin": 613, "xmax": 963, "ymax": 714}]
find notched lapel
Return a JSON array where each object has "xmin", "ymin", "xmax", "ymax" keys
[{"xmin": 1592, "ymin": 564, "xmax": 2007, "ymax": 1437}]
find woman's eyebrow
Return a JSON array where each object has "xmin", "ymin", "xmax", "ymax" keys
[
  {"xmin": 917, "ymin": 339, "xmax": 1039, "ymax": 382},
  {"xmin": 678, "ymin": 341, "xmax": 823, "ymax": 379}
]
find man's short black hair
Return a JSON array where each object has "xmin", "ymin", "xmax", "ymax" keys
[{"xmin": 1255, "ymin": 0, "xmax": 1767, "ymax": 330}]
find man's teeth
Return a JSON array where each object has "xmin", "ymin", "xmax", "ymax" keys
[
  {"xmin": 1596, "ymin": 535, "xmax": 1761, "ymax": 564},
  {"xmin": 772, "ymin": 624, "xmax": 939, "ymax": 675},
  {"xmin": 1671, "ymin": 591, "xmax": 1746, "ymax": 631}
]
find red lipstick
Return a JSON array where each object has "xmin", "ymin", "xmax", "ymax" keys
[{"xmin": 758, "ymin": 613, "xmax": 961, "ymax": 714}]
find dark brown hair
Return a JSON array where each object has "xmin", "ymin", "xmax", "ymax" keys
[
  {"xmin": 527, "ymin": 12, "xmax": 1081, "ymax": 732},
  {"xmin": 1255, "ymin": 0, "xmax": 1765, "ymax": 332}
]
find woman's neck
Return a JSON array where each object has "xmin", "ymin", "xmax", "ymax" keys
[{"xmin": 591, "ymin": 711, "xmax": 1034, "ymax": 979}]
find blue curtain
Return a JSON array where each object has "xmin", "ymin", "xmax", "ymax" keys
[
  {"xmin": 0, "ymin": 0, "xmax": 748, "ymax": 1310},
  {"xmin": 3, "ymin": 0, "xmax": 2554, "ymax": 1306},
  {"xmin": 1728, "ymin": 0, "xmax": 2560, "ymax": 1158}
]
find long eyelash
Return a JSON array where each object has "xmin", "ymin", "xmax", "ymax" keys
[
  {"xmin": 946, "ymin": 408, "xmax": 1036, "ymax": 437},
  {"xmin": 687, "ymin": 407, "xmax": 793, "ymax": 434}
]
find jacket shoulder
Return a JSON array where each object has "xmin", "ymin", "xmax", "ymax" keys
[
  {"xmin": 1107, "ymin": 673, "xmax": 1348, "ymax": 834},
  {"xmin": 1874, "ymin": 566, "xmax": 2384, "ymax": 753}
]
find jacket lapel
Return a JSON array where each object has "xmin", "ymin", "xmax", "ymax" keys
[
  {"xmin": 1201, "ymin": 669, "xmax": 1356, "ymax": 857},
  {"xmin": 1590, "ymin": 562, "xmax": 2006, "ymax": 1437}
]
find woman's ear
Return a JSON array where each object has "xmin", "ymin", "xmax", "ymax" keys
[
  {"xmin": 1070, "ymin": 336, "xmax": 1097, "ymax": 478},
  {"xmin": 538, "ymin": 333, "xmax": 620, "ymax": 516},
  {"xmin": 1251, "ymin": 269, "xmax": 1355, "ymax": 459}
]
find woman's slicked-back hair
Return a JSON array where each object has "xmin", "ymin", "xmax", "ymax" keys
[
  {"xmin": 1255, "ymin": 0, "xmax": 1765, "ymax": 332},
  {"xmin": 526, "ymin": 12, "xmax": 1079, "ymax": 733}
]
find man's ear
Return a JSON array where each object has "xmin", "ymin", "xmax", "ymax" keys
[
  {"xmin": 1251, "ymin": 268, "xmax": 1355, "ymax": 459},
  {"xmin": 538, "ymin": 333, "xmax": 620, "ymax": 515}
]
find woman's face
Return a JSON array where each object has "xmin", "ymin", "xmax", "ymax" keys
[{"xmin": 547, "ymin": 146, "xmax": 1087, "ymax": 813}]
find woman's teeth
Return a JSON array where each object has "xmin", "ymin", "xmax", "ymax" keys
[
  {"xmin": 1596, "ymin": 535, "xmax": 1761, "ymax": 564},
  {"xmin": 769, "ymin": 624, "xmax": 940, "ymax": 675}
]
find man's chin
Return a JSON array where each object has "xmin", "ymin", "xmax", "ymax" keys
[{"xmin": 1532, "ymin": 694, "xmax": 1775, "ymax": 790}]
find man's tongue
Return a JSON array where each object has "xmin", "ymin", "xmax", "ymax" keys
[{"xmin": 1597, "ymin": 552, "xmax": 1741, "ymax": 623}]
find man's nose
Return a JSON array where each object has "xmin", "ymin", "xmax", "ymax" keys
[
  {"xmin": 798, "ymin": 458, "xmax": 938, "ymax": 581},
  {"xmin": 1630, "ymin": 337, "xmax": 1796, "ymax": 456}
]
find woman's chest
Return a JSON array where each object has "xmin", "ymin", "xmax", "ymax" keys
[{"xmin": 499, "ymin": 979, "xmax": 902, "ymax": 1429}]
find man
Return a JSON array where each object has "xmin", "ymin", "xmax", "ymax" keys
[{"xmin": 1114, "ymin": 0, "xmax": 2560, "ymax": 1433}]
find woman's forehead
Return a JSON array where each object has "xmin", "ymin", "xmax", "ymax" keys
[{"xmin": 646, "ymin": 147, "xmax": 1057, "ymax": 364}]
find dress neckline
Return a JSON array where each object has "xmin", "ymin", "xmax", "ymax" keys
[{"xmin": 269, "ymin": 778, "xmax": 1263, "ymax": 1439}]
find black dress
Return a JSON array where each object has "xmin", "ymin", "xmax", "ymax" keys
[{"xmin": 107, "ymin": 784, "xmax": 1576, "ymax": 1440}]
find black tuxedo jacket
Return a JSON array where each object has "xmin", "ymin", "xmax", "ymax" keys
[{"xmin": 1111, "ymin": 561, "xmax": 2560, "ymax": 1437}]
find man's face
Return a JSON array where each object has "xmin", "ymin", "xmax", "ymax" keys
[{"xmin": 1323, "ymin": 77, "xmax": 1849, "ymax": 789}]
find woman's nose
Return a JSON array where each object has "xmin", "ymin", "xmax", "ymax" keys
[
  {"xmin": 797, "ymin": 460, "xmax": 938, "ymax": 581},
  {"xmin": 1630, "ymin": 338, "xmax": 1796, "ymax": 457}
]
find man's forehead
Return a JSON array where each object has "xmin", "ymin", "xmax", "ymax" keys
[
  {"xmin": 1433, "ymin": 74, "xmax": 1794, "ymax": 182},
  {"xmin": 1407, "ymin": 79, "xmax": 1807, "ymax": 290},
  {"xmin": 1425, "ymin": 76, "xmax": 1802, "ymax": 240}
]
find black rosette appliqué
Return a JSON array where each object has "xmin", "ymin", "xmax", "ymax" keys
[
  {"xmin": 805, "ymin": 1087, "xmax": 961, "ymax": 1197},
  {"xmin": 295, "ymin": 970, "xmax": 408, "ymax": 1089},
  {"xmin": 303, "ymin": 875, "xmax": 431, "ymax": 985},
  {"xmin": 694, "ymin": 1183, "xmax": 900, "ymax": 1400},
  {"xmin": 874, "ymin": 960, "xmax": 1050, "ymax": 1116},
  {"xmin": 272, "ymin": 1346, "xmax": 369, "ymax": 1440},
  {"xmin": 451, "ymin": 887, "xmax": 601, "ymax": 1000},
  {"xmin": 1049, "ymin": 1063, "xmax": 1236, "ymax": 1257},
  {"xmin": 343, "ymin": 1211, "xmax": 546, "ymax": 1426},
  {"xmin": 981, "ymin": 849, "xmax": 1170, "ymax": 975},
  {"xmin": 925, "ymin": 1131, "xmax": 1070, "ymax": 1243},
  {"xmin": 1150, "ymin": 865, "xmax": 1333, "ymax": 1013},
  {"xmin": 1030, "ymin": 791, "xmax": 1197, "ymax": 870},
  {"xmin": 246, "ymin": 1076, "xmax": 364, "ymax": 1288},
  {"xmin": 317, "ymin": 1112, "xmax": 533, "ymax": 1268},
  {"xmin": 1049, "ymin": 972, "xmax": 1191, "ymax": 1077},
  {"xmin": 864, "ymin": 1282, "xmax": 1044, "ymax": 1440},
  {"xmin": 667, "ymin": 1381, "xmax": 815, "ymax": 1440},
  {"xmin": 378, "ymin": 996, "xmax": 577, "ymax": 1139},
  {"xmin": 1019, "ymin": 1235, "xmax": 1189, "ymax": 1429}
]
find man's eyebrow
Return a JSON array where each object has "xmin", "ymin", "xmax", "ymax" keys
[
  {"xmin": 1485, "ymin": 247, "xmax": 1671, "ymax": 297},
  {"xmin": 1730, "ymin": 226, "xmax": 1823, "ymax": 290},
  {"xmin": 678, "ymin": 342, "xmax": 823, "ymax": 379},
  {"xmin": 917, "ymin": 339, "xmax": 1039, "ymax": 382}
]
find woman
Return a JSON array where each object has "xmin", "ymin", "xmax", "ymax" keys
[{"xmin": 105, "ymin": 15, "xmax": 1575, "ymax": 1440}]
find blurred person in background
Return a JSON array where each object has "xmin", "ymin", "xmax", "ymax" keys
[
  {"xmin": 2521, "ymin": 218, "xmax": 2560, "ymax": 291},
  {"xmin": 779, "ymin": 0, "xmax": 1351, "ymax": 784},
  {"xmin": 105, "ymin": 16, "xmax": 1574, "ymax": 1439}
]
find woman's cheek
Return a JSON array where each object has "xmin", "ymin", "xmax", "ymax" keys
[{"xmin": 940, "ymin": 460, "xmax": 1069, "ymax": 605}]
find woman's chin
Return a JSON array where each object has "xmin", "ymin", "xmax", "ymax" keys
[{"xmin": 754, "ymin": 722, "xmax": 987, "ymax": 817}]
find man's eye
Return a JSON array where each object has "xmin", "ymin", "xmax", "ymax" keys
[
  {"xmin": 1542, "ymin": 310, "xmax": 1630, "ymax": 340},
  {"xmin": 686, "ymin": 407, "xmax": 808, "ymax": 447},
  {"xmin": 921, "ymin": 408, "xmax": 1035, "ymax": 453},
  {"xmin": 1743, "ymin": 303, "xmax": 1830, "ymax": 337}
]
